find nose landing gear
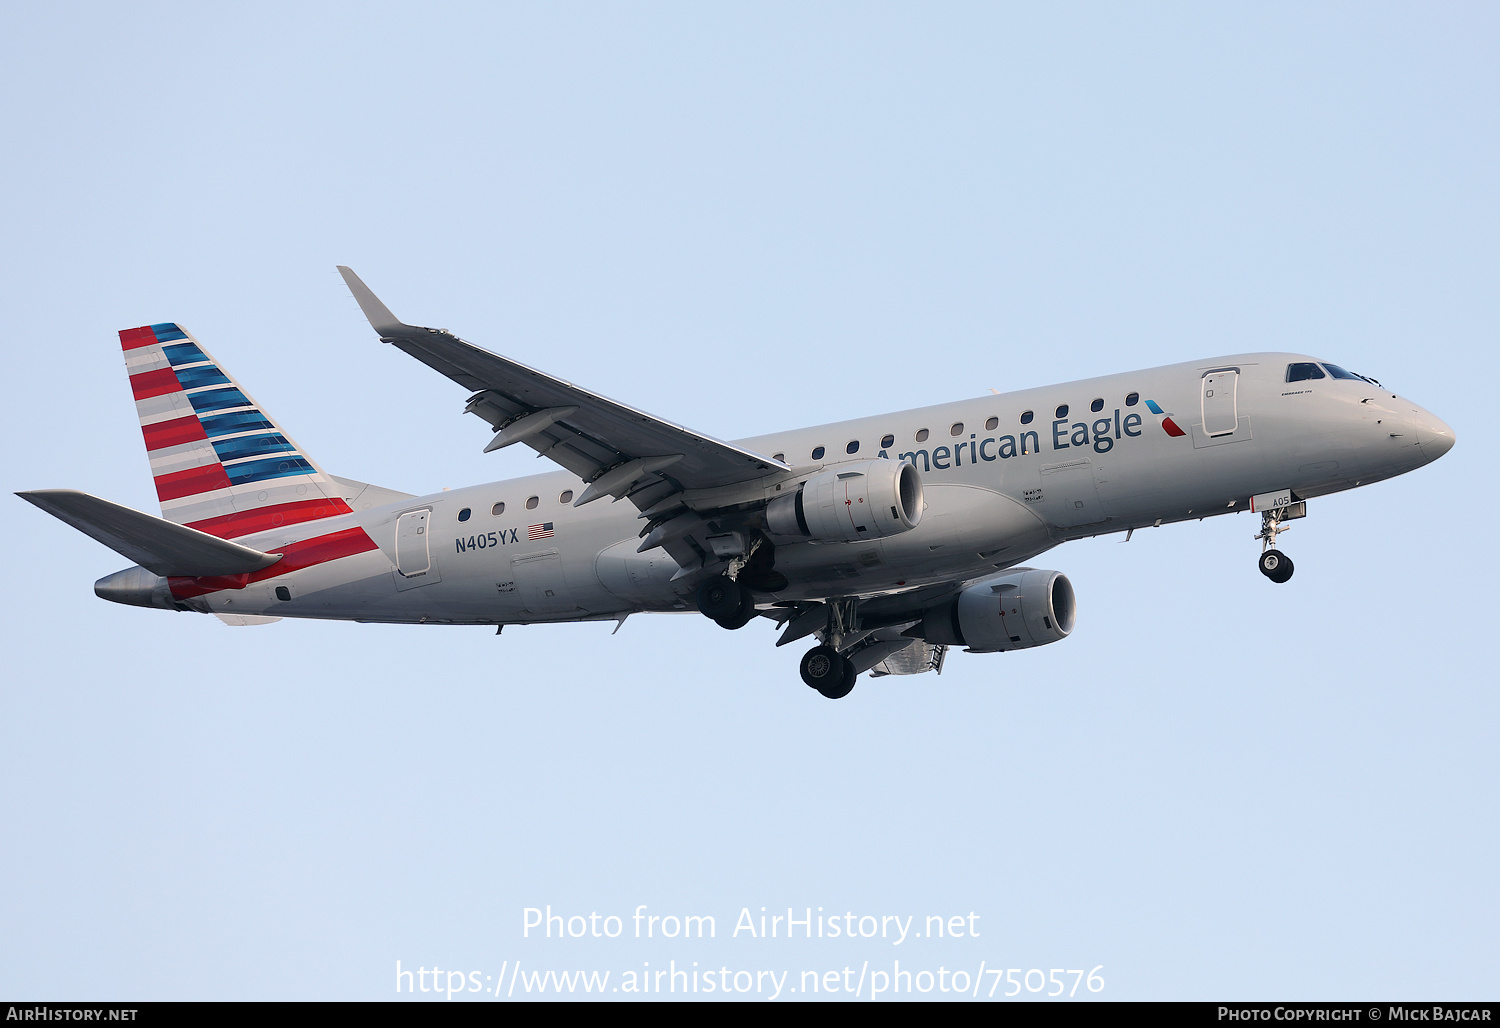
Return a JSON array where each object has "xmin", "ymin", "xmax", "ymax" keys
[
  {"xmin": 1258, "ymin": 548, "xmax": 1294, "ymax": 583},
  {"xmin": 1254, "ymin": 506, "xmax": 1298, "ymax": 583}
]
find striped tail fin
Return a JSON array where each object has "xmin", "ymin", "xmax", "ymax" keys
[{"xmin": 119, "ymin": 322, "xmax": 354, "ymax": 540}]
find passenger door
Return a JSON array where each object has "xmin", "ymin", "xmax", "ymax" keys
[
  {"xmin": 393, "ymin": 508, "xmax": 443, "ymax": 590},
  {"xmin": 1201, "ymin": 369, "xmax": 1239, "ymax": 437}
]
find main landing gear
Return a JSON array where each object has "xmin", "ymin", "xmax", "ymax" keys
[
  {"xmin": 799, "ymin": 644, "xmax": 854, "ymax": 700},
  {"xmin": 694, "ymin": 537, "xmax": 787, "ymax": 631},
  {"xmin": 798, "ymin": 597, "xmax": 863, "ymax": 699},
  {"xmin": 1255, "ymin": 507, "xmax": 1297, "ymax": 584},
  {"xmin": 696, "ymin": 574, "xmax": 756, "ymax": 629},
  {"xmin": 697, "ymin": 575, "xmax": 858, "ymax": 698}
]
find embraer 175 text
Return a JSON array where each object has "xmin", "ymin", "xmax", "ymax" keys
[{"xmin": 20, "ymin": 268, "xmax": 1456, "ymax": 698}]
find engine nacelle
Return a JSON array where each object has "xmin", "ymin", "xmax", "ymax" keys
[
  {"xmin": 766, "ymin": 459, "xmax": 923, "ymax": 543},
  {"xmin": 916, "ymin": 569, "xmax": 1076, "ymax": 653}
]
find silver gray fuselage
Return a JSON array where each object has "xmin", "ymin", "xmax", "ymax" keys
[{"xmin": 186, "ymin": 352, "xmax": 1455, "ymax": 625}]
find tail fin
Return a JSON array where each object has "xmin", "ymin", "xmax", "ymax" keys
[{"xmin": 120, "ymin": 323, "xmax": 354, "ymax": 539}]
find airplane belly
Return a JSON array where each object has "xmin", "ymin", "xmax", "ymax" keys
[{"xmin": 595, "ymin": 541, "xmax": 682, "ymax": 609}]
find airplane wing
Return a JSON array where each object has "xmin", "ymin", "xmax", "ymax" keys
[{"xmin": 338, "ymin": 267, "xmax": 789, "ymax": 515}]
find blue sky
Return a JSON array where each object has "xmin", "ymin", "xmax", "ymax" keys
[{"xmin": 2, "ymin": 2, "xmax": 1495, "ymax": 1001}]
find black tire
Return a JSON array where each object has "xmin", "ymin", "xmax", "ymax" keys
[
  {"xmin": 818, "ymin": 657, "xmax": 857, "ymax": 699},
  {"xmin": 696, "ymin": 575, "xmax": 743, "ymax": 620},
  {"xmin": 1259, "ymin": 550, "xmax": 1286, "ymax": 579},
  {"xmin": 800, "ymin": 645, "xmax": 848, "ymax": 694},
  {"xmin": 1270, "ymin": 553, "xmax": 1295, "ymax": 584},
  {"xmin": 714, "ymin": 591, "xmax": 757, "ymax": 630}
]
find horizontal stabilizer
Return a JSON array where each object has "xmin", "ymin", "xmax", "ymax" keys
[{"xmin": 17, "ymin": 489, "xmax": 282, "ymax": 577}]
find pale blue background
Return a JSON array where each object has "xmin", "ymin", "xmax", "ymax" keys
[{"xmin": 2, "ymin": 2, "xmax": 1495, "ymax": 1001}]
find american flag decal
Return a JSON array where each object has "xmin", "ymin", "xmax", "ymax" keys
[{"xmin": 529, "ymin": 522, "xmax": 554, "ymax": 540}]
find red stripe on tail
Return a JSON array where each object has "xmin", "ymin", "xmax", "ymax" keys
[
  {"xmin": 154, "ymin": 463, "xmax": 232, "ymax": 501},
  {"xmin": 130, "ymin": 368, "xmax": 182, "ymax": 400},
  {"xmin": 141, "ymin": 415, "xmax": 208, "ymax": 451},
  {"xmin": 119, "ymin": 326, "xmax": 158, "ymax": 350},
  {"xmin": 186, "ymin": 497, "xmax": 354, "ymax": 540}
]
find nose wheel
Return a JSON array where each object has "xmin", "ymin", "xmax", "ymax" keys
[
  {"xmin": 1258, "ymin": 548, "xmax": 1294, "ymax": 583},
  {"xmin": 1254, "ymin": 507, "xmax": 1296, "ymax": 584}
]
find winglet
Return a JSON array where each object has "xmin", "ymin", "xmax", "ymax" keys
[{"xmin": 337, "ymin": 266, "xmax": 409, "ymax": 338}]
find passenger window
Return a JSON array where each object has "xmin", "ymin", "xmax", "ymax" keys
[
  {"xmin": 845, "ymin": 440, "xmax": 858, "ymax": 454},
  {"xmin": 526, "ymin": 496, "xmax": 539, "ymax": 510},
  {"xmin": 559, "ymin": 490, "xmax": 573, "ymax": 504},
  {"xmin": 985, "ymin": 416, "xmax": 998, "ymax": 430},
  {"xmin": 1020, "ymin": 410, "xmax": 1034, "ymax": 425},
  {"xmin": 457, "ymin": 507, "xmax": 471, "ymax": 522},
  {"xmin": 491, "ymin": 502, "xmax": 505, "ymax": 516},
  {"xmin": 1286, "ymin": 362, "xmax": 1326, "ymax": 382},
  {"xmin": 811, "ymin": 446, "xmax": 825, "ymax": 460},
  {"xmin": 1055, "ymin": 404, "xmax": 1069, "ymax": 419},
  {"xmin": 1090, "ymin": 398, "xmax": 1104, "ymax": 413},
  {"xmin": 1125, "ymin": 392, "xmax": 1139, "ymax": 406},
  {"xmin": 948, "ymin": 423, "xmax": 962, "ymax": 436},
  {"xmin": 880, "ymin": 433, "xmax": 894, "ymax": 448},
  {"xmin": 915, "ymin": 428, "xmax": 929, "ymax": 442}
]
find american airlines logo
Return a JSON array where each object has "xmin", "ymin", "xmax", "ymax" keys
[{"xmin": 1144, "ymin": 400, "xmax": 1186, "ymax": 438}]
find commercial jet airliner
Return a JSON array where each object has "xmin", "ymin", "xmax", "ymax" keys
[{"xmin": 19, "ymin": 268, "xmax": 1455, "ymax": 698}]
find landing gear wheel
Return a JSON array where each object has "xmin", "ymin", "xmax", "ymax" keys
[
  {"xmin": 1258, "ymin": 550, "xmax": 1294, "ymax": 583},
  {"xmin": 821, "ymin": 658, "xmax": 856, "ymax": 699},
  {"xmin": 800, "ymin": 645, "xmax": 855, "ymax": 699},
  {"xmin": 714, "ymin": 591, "xmax": 757, "ymax": 630},
  {"xmin": 696, "ymin": 575, "xmax": 744, "ymax": 621}
]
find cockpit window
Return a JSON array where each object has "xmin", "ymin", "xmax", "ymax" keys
[
  {"xmin": 1322, "ymin": 363, "xmax": 1369, "ymax": 382},
  {"xmin": 1286, "ymin": 362, "xmax": 1326, "ymax": 382}
]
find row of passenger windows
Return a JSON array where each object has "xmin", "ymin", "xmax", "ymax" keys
[
  {"xmin": 456, "ymin": 490, "xmax": 575, "ymax": 522},
  {"xmin": 773, "ymin": 392, "xmax": 1143, "ymax": 462}
]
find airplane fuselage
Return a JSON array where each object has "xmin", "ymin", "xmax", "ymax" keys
[{"xmin": 174, "ymin": 351, "xmax": 1452, "ymax": 626}]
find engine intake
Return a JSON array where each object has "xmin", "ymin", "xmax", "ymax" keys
[
  {"xmin": 766, "ymin": 459, "xmax": 923, "ymax": 543},
  {"xmin": 915, "ymin": 569, "xmax": 1075, "ymax": 652}
]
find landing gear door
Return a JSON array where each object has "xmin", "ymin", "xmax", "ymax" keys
[{"xmin": 1202, "ymin": 369, "xmax": 1239, "ymax": 437}]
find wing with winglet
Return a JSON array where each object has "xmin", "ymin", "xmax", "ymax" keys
[{"xmin": 337, "ymin": 267, "xmax": 789, "ymax": 516}]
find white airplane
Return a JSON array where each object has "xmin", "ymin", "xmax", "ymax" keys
[{"xmin": 19, "ymin": 268, "xmax": 1455, "ymax": 698}]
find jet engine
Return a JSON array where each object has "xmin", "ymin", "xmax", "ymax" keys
[
  {"xmin": 914, "ymin": 569, "xmax": 1075, "ymax": 652},
  {"xmin": 765, "ymin": 459, "xmax": 923, "ymax": 543}
]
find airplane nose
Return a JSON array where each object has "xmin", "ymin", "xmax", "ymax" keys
[{"xmin": 1417, "ymin": 413, "xmax": 1456, "ymax": 462}]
